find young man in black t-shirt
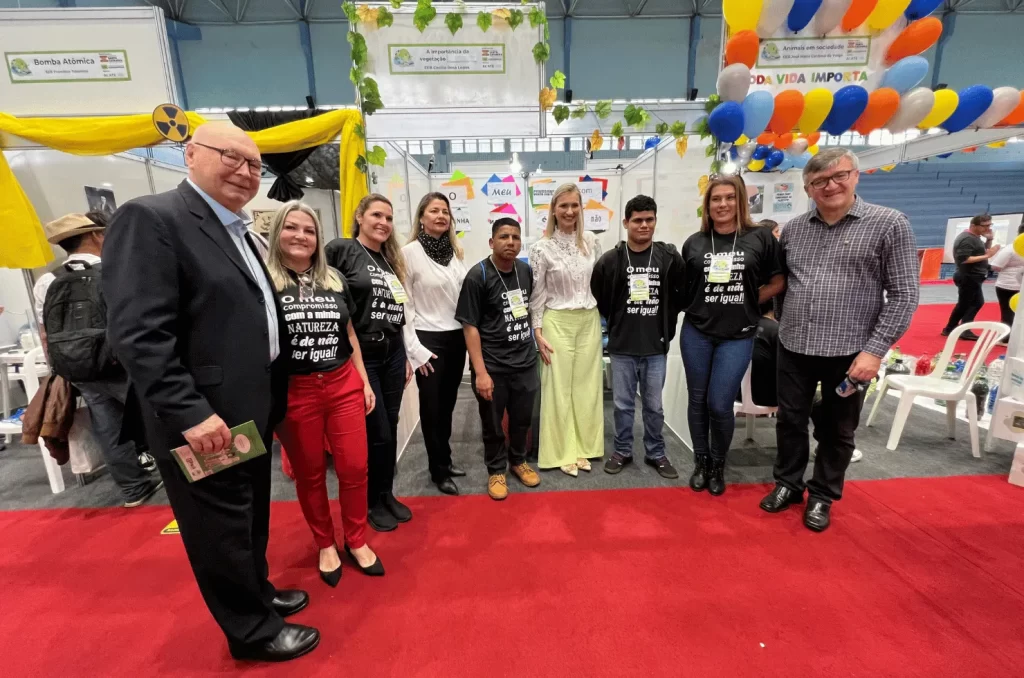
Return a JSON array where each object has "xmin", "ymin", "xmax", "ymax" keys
[
  {"xmin": 591, "ymin": 195, "xmax": 684, "ymax": 479},
  {"xmin": 455, "ymin": 218, "xmax": 542, "ymax": 500}
]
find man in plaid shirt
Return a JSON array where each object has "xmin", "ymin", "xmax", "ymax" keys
[{"xmin": 759, "ymin": 148, "xmax": 919, "ymax": 532}]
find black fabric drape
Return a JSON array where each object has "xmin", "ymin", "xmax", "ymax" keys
[{"xmin": 227, "ymin": 109, "xmax": 324, "ymax": 202}]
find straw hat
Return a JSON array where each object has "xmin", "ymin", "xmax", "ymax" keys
[{"xmin": 44, "ymin": 214, "xmax": 105, "ymax": 245}]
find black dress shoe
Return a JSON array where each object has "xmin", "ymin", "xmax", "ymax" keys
[
  {"xmin": 345, "ymin": 545, "xmax": 385, "ymax": 576},
  {"xmin": 319, "ymin": 566, "xmax": 342, "ymax": 588},
  {"xmin": 689, "ymin": 455, "xmax": 709, "ymax": 491},
  {"xmin": 645, "ymin": 456, "xmax": 680, "ymax": 479},
  {"xmin": 759, "ymin": 483, "xmax": 805, "ymax": 513},
  {"xmin": 707, "ymin": 458, "xmax": 726, "ymax": 496},
  {"xmin": 804, "ymin": 498, "xmax": 831, "ymax": 532},
  {"xmin": 230, "ymin": 623, "xmax": 320, "ymax": 662},
  {"xmin": 368, "ymin": 503, "xmax": 398, "ymax": 532},
  {"xmin": 383, "ymin": 492, "xmax": 412, "ymax": 523},
  {"xmin": 272, "ymin": 589, "xmax": 309, "ymax": 617},
  {"xmin": 435, "ymin": 477, "xmax": 459, "ymax": 495},
  {"xmin": 448, "ymin": 463, "xmax": 467, "ymax": 477}
]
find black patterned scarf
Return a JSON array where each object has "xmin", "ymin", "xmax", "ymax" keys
[{"xmin": 418, "ymin": 230, "xmax": 455, "ymax": 267}]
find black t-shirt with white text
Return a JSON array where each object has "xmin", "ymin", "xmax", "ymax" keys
[
  {"xmin": 325, "ymin": 238, "xmax": 405, "ymax": 337},
  {"xmin": 609, "ymin": 244, "xmax": 665, "ymax": 356},
  {"xmin": 681, "ymin": 226, "xmax": 781, "ymax": 340},
  {"xmin": 277, "ymin": 271, "xmax": 356, "ymax": 375},
  {"xmin": 455, "ymin": 258, "xmax": 536, "ymax": 374}
]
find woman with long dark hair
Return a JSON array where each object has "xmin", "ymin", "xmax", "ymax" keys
[
  {"xmin": 680, "ymin": 175, "xmax": 784, "ymax": 495},
  {"xmin": 402, "ymin": 192, "xmax": 469, "ymax": 495},
  {"xmin": 325, "ymin": 194, "xmax": 413, "ymax": 532}
]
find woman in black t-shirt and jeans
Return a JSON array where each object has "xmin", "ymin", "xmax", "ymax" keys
[
  {"xmin": 325, "ymin": 194, "xmax": 413, "ymax": 533},
  {"xmin": 680, "ymin": 175, "xmax": 784, "ymax": 496},
  {"xmin": 268, "ymin": 201, "xmax": 383, "ymax": 586}
]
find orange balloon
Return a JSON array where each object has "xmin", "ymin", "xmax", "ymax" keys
[
  {"xmin": 999, "ymin": 96, "xmax": 1024, "ymax": 126},
  {"xmin": 803, "ymin": 132, "xmax": 821, "ymax": 146},
  {"xmin": 725, "ymin": 30, "xmax": 759, "ymax": 69},
  {"xmin": 842, "ymin": 0, "xmax": 878, "ymax": 32},
  {"xmin": 885, "ymin": 17, "xmax": 942, "ymax": 65},
  {"xmin": 774, "ymin": 133, "xmax": 794, "ymax": 150},
  {"xmin": 768, "ymin": 90, "xmax": 805, "ymax": 135},
  {"xmin": 757, "ymin": 132, "xmax": 777, "ymax": 146},
  {"xmin": 852, "ymin": 88, "xmax": 901, "ymax": 134}
]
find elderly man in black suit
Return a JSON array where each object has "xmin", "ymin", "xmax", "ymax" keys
[{"xmin": 103, "ymin": 123, "xmax": 319, "ymax": 662}]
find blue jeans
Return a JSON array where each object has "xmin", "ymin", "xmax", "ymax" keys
[
  {"xmin": 76, "ymin": 379, "xmax": 152, "ymax": 501},
  {"xmin": 611, "ymin": 354, "xmax": 667, "ymax": 461},
  {"xmin": 680, "ymin": 320, "xmax": 754, "ymax": 461}
]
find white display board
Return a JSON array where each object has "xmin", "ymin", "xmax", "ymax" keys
[
  {"xmin": 743, "ymin": 169, "xmax": 810, "ymax": 226},
  {"xmin": 357, "ymin": 3, "xmax": 545, "ymax": 140},
  {"xmin": 943, "ymin": 213, "xmax": 1023, "ymax": 264},
  {"xmin": 0, "ymin": 7, "xmax": 178, "ymax": 116}
]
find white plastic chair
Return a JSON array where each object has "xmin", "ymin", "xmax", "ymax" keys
[
  {"xmin": 735, "ymin": 363, "xmax": 777, "ymax": 440},
  {"xmin": 866, "ymin": 321, "xmax": 1010, "ymax": 458},
  {"xmin": 0, "ymin": 347, "xmax": 65, "ymax": 493}
]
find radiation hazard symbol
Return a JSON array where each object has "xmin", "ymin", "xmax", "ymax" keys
[{"xmin": 153, "ymin": 104, "xmax": 190, "ymax": 143}]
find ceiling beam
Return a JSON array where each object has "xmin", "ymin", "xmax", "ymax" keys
[
  {"xmin": 633, "ymin": 0, "xmax": 650, "ymax": 17},
  {"xmin": 281, "ymin": 0, "xmax": 303, "ymax": 20},
  {"xmin": 203, "ymin": 0, "xmax": 234, "ymax": 22}
]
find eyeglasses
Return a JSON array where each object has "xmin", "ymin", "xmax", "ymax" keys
[
  {"xmin": 193, "ymin": 142, "xmax": 262, "ymax": 176},
  {"xmin": 808, "ymin": 170, "xmax": 853, "ymax": 190}
]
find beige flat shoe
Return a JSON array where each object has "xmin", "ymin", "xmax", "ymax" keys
[
  {"xmin": 576, "ymin": 458, "xmax": 592, "ymax": 472},
  {"xmin": 560, "ymin": 464, "xmax": 579, "ymax": 477}
]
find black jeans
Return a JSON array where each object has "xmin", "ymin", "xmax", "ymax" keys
[
  {"xmin": 945, "ymin": 274, "xmax": 986, "ymax": 331},
  {"xmin": 361, "ymin": 335, "xmax": 407, "ymax": 508},
  {"xmin": 996, "ymin": 286, "xmax": 1017, "ymax": 327},
  {"xmin": 415, "ymin": 330, "xmax": 467, "ymax": 482},
  {"xmin": 75, "ymin": 378, "xmax": 152, "ymax": 501},
  {"xmin": 471, "ymin": 367, "xmax": 539, "ymax": 475},
  {"xmin": 774, "ymin": 346, "xmax": 864, "ymax": 503}
]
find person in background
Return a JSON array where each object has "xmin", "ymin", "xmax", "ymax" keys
[
  {"xmin": 530, "ymin": 183, "xmax": 604, "ymax": 477},
  {"xmin": 33, "ymin": 212, "xmax": 160, "ymax": 506},
  {"xmin": 267, "ymin": 201, "xmax": 383, "ymax": 587},
  {"xmin": 942, "ymin": 214, "xmax": 998, "ymax": 341},
  {"xmin": 456, "ymin": 217, "xmax": 541, "ymax": 500},
  {"xmin": 325, "ymin": 195, "xmax": 413, "ymax": 533},
  {"xmin": 756, "ymin": 220, "xmax": 781, "ymax": 318},
  {"xmin": 103, "ymin": 123, "xmax": 318, "ymax": 661},
  {"xmin": 591, "ymin": 195, "xmax": 684, "ymax": 479},
  {"xmin": 402, "ymin": 192, "xmax": 468, "ymax": 496},
  {"xmin": 990, "ymin": 222, "xmax": 1024, "ymax": 332},
  {"xmin": 680, "ymin": 175, "xmax": 785, "ymax": 497},
  {"xmin": 761, "ymin": 148, "xmax": 918, "ymax": 532}
]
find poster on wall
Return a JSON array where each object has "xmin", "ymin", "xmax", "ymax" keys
[
  {"xmin": 772, "ymin": 183, "xmax": 794, "ymax": 214},
  {"xmin": 7, "ymin": 50, "xmax": 131, "ymax": 84},
  {"xmin": 482, "ymin": 174, "xmax": 522, "ymax": 205},
  {"xmin": 488, "ymin": 203, "xmax": 521, "ymax": 226},
  {"xmin": 534, "ymin": 206, "xmax": 549, "ymax": 232},
  {"xmin": 452, "ymin": 205, "xmax": 472, "ymax": 232},
  {"xmin": 84, "ymin": 186, "xmax": 117, "ymax": 217},
  {"xmin": 441, "ymin": 171, "xmax": 474, "ymax": 205},
  {"xmin": 746, "ymin": 185, "xmax": 764, "ymax": 216},
  {"xmin": 529, "ymin": 178, "xmax": 556, "ymax": 207},
  {"xmin": 583, "ymin": 200, "xmax": 613, "ymax": 233},
  {"xmin": 251, "ymin": 208, "xmax": 322, "ymax": 237},
  {"xmin": 388, "ymin": 44, "xmax": 505, "ymax": 75}
]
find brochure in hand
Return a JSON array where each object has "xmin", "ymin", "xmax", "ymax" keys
[{"xmin": 170, "ymin": 420, "xmax": 267, "ymax": 482}]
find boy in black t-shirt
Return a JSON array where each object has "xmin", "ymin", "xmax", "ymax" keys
[
  {"xmin": 455, "ymin": 218, "xmax": 542, "ymax": 500},
  {"xmin": 591, "ymin": 195, "xmax": 684, "ymax": 479}
]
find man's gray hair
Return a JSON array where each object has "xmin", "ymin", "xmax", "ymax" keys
[{"xmin": 803, "ymin": 147, "xmax": 860, "ymax": 181}]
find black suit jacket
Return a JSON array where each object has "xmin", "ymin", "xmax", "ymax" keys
[{"xmin": 102, "ymin": 181, "xmax": 287, "ymax": 457}]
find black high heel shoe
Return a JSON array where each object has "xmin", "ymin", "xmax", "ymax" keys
[
  {"xmin": 319, "ymin": 546, "xmax": 342, "ymax": 588},
  {"xmin": 345, "ymin": 545, "xmax": 385, "ymax": 577}
]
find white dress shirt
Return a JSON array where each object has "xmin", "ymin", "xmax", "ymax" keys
[
  {"xmin": 529, "ymin": 229, "xmax": 600, "ymax": 329},
  {"xmin": 991, "ymin": 246, "xmax": 1024, "ymax": 291},
  {"xmin": 402, "ymin": 240, "xmax": 468, "ymax": 369},
  {"xmin": 34, "ymin": 253, "xmax": 101, "ymax": 326}
]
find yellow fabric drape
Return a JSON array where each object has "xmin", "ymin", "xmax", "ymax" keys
[{"xmin": 0, "ymin": 109, "xmax": 367, "ymax": 268}]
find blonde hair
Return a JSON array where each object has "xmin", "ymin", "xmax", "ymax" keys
[
  {"xmin": 545, "ymin": 183, "xmax": 589, "ymax": 255},
  {"xmin": 266, "ymin": 201, "xmax": 343, "ymax": 293},
  {"xmin": 700, "ymin": 174, "xmax": 755, "ymax": 235},
  {"xmin": 408, "ymin": 192, "xmax": 464, "ymax": 260},
  {"xmin": 353, "ymin": 193, "xmax": 407, "ymax": 285}
]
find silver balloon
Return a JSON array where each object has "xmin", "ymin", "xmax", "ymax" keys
[
  {"xmin": 736, "ymin": 141, "xmax": 757, "ymax": 163},
  {"xmin": 717, "ymin": 63, "xmax": 751, "ymax": 103},
  {"xmin": 886, "ymin": 88, "xmax": 936, "ymax": 133}
]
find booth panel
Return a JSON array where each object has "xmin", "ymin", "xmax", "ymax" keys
[
  {"xmin": 149, "ymin": 162, "xmax": 186, "ymax": 194},
  {"xmin": 370, "ymin": 142, "xmax": 413, "ymax": 238},
  {"xmin": 742, "ymin": 169, "xmax": 809, "ymax": 228},
  {"xmin": 652, "ymin": 139, "xmax": 708, "ymax": 249},
  {"xmin": 406, "ymin": 156, "xmax": 431, "ymax": 232}
]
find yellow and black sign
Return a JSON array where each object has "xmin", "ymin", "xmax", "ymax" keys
[
  {"xmin": 152, "ymin": 104, "xmax": 189, "ymax": 143},
  {"xmin": 160, "ymin": 520, "xmax": 180, "ymax": 535}
]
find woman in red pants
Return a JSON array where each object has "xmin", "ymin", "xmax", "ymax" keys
[{"xmin": 267, "ymin": 200, "xmax": 384, "ymax": 586}]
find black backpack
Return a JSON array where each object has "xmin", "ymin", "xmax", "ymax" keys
[{"xmin": 42, "ymin": 260, "xmax": 118, "ymax": 382}]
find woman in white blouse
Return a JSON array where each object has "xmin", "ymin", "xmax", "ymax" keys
[
  {"xmin": 530, "ymin": 183, "xmax": 604, "ymax": 476},
  {"xmin": 403, "ymin": 192, "xmax": 469, "ymax": 495},
  {"xmin": 991, "ymin": 222, "xmax": 1024, "ymax": 331}
]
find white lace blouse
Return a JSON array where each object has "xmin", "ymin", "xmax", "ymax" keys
[{"xmin": 528, "ymin": 229, "xmax": 601, "ymax": 329}]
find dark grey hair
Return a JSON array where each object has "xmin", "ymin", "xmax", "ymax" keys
[{"xmin": 803, "ymin": 147, "xmax": 860, "ymax": 181}]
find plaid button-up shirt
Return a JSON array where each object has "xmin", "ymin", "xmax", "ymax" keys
[{"xmin": 779, "ymin": 196, "xmax": 919, "ymax": 358}]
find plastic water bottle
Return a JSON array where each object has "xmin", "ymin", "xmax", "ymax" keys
[
  {"xmin": 836, "ymin": 375, "xmax": 866, "ymax": 398},
  {"xmin": 935, "ymin": 361, "xmax": 960, "ymax": 407},
  {"xmin": 887, "ymin": 358, "xmax": 911, "ymax": 377},
  {"xmin": 987, "ymin": 355, "xmax": 1006, "ymax": 414},
  {"xmin": 971, "ymin": 367, "xmax": 990, "ymax": 419}
]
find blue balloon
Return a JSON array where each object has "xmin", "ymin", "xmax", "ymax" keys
[
  {"xmin": 937, "ymin": 153, "xmax": 953, "ymax": 159},
  {"xmin": 644, "ymin": 137, "xmax": 661, "ymax": 150},
  {"xmin": 794, "ymin": 152, "xmax": 812, "ymax": 169},
  {"xmin": 941, "ymin": 85, "xmax": 995, "ymax": 133},
  {"xmin": 821, "ymin": 85, "xmax": 870, "ymax": 136},
  {"xmin": 767, "ymin": 149, "xmax": 785, "ymax": 169},
  {"xmin": 753, "ymin": 144, "xmax": 771, "ymax": 161},
  {"xmin": 905, "ymin": 0, "xmax": 943, "ymax": 20},
  {"xmin": 788, "ymin": 0, "xmax": 823, "ymax": 32},
  {"xmin": 777, "ymin": 155, "xmax": 796, "ymax": 172},
  {"xmin": 708, "ymin": 101, "xmax": 746, "ymax": 144},
  {"xmin": 729, "ymin": 145, "xmax": 740, "ymax": 160},
  {"xmin": 881, "ymin": 56, "xmax": 930, "ymax": 95},
  {"xmin": 742, "ymin": 91, "xmax": 775, "ymax": 140}
]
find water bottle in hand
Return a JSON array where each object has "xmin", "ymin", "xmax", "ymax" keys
[{"xmin": 836, "ymin": 375, "xmax": 865, "ymax": 398}]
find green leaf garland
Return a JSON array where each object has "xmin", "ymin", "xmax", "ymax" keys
[
  {"xmin": 367, "ymin": 145, "xmax": 388, "ymax": 167},
  {"xmin": 570, "ymin": 103, "xmax": 589, "ymax": 119},
  {"xmin": 549, "ymin": 70, "xmax": 565, "ymax": 89},
  {"xmin": 445, "ymin": 12, "xmax": 463, "ymax": 35},
  {"xmin": 532, "ymin": 42, "xmax": 550, "ymax": 64},
  {"xmin": 342, "ymin": 1, "xmax": 358, "ymax": 23},
  {"xmin": 476, "ymin": 11, "xmax": 492, "ymax": 32},
  {"xmin": 508, "ymin": 8, "xmax": 524, "ymax": 30},
  {"xmin": 377, "ymin": 6, "xmax": 394, "ymax": 27},
  {"xmin": 594, "ymin": 100, "xmax": 613, "ymax": 120},
  {"xmin": 413, "ymin": 0, "xmax": 436, "ymax": 32},
  {"xmin": 553, "ymin": 105, "xmax": 570, "ymax": 125}
]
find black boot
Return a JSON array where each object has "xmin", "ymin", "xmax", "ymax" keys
[
  {"xmin": 708, "ymin": 458, "xmax": 726, "ymax": 496},
  {"xmin": 367, "ymin": 496, "xmax": 398, "ymax": 532},
  {"xmin": 689, "ymin": 455, "xmax": 709, "ymax": 492},
  {"xmin": 383, "ymin": 492, "xmax": 412, "ymax": 523}
]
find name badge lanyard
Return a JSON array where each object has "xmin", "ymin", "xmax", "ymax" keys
[
  {"xmin": 628, "ymin": 246, "xmax": 655, "ymax": 301},
  {"xmin": 359, "ymin": 241, "xmax": 407, "ymax": 303},
  {"xmin": 294, "ymin": 267, "xmax": 315, "ymax": 302},
  {"xmin": 708, "ymin": 228, "xmax": 739, "ymax": 284},
  {"xmin": 489, "ymin": 258, "xmax": 528, "ymax": 319}
]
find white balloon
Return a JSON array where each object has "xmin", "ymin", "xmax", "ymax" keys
[
  {"xmin": 736, "ymin": 141, "xmax": 757, "ymax": 163},
  {"xmin": 812, "ymin": 0, "xmax": 853, "ymax": 35},
  {"xmin": 788, "ymin": 138, "xmax": 809, "ymax": 155},
  {"xmin": 886, "ymin": 87, "xmax": 936, "ymax": 133},
  {"xmin": 757, "ymin": 0, "xmax": 796, "ymax": 37},
  {"xmin": 974, "ymin": 87, "xmax": 1022, "ymax": 128},
  {"xmin": 717, "ymin": 63, "xmax": 751, "ymax": 103}
]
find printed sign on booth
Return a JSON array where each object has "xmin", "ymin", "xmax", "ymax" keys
[
  {"xmin": 6, "ymin": 50, "xmax": 131, "ymax": 84},
  {"xmin": 388, "ymin": 44, "xmax": 505, "ymax": 75}
]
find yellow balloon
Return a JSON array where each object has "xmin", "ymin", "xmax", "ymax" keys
[
  {"xmin": 867, "ymin": 0, "xmax": 912, "ymax": 32},
  {"xmin": 1014, "ymin": 233, "xmax": 1024, "ymax": 258},
  {"xmin": 748, "ymin": 158, "xmax": 766, "ymax": 171},
  {"xmin": 917, "ymin": 89, "xmax": 960, "ymax": 130},
  {"xmin": 723, "ymin": 0, "xmax": 763, "ymax": 32},
  {"xmin": 798, "ymin": 89, "xmax": 834, "ymax": 134},
  {"xmin": 1011, "ymin": 293, "xmax": 1021, "ymax": 313},
  {"xmin": 736, "ymin": 134, "xmax": 749, "ymax": 145},
  {"xmin": 808, "ymin": 144, "xmax": 820, "ymax": 155}
]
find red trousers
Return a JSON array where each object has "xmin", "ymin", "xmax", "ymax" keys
[{"xmin": 276, "ymin": 361, "xmax": 369, "ymax": 550}]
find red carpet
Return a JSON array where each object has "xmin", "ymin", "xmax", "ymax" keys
[
  {"xmin": 2, "ymin": 476, "xmax": 1024, "ymax": 677},
  {"xmin": 895, "ymin": 302, "xmax": 1004, "ymax": 359}
]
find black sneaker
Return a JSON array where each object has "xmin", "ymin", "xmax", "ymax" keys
[
  {"xmin": 644, "ymin": 456, "xmax": 679, "ymax": 479},
  {"xmin": 123, "ymin": 480, "xmax": 164, "ymax": 508},
  {"xmin": 382, "ymin": 492, "xmax": 412, "ymax": 523},
  {"xmin": 368, "ymin": 503, "xmax": 398, "ymax": 532},
  {"xmin": 603, "ymin": 454, "xmax": 633, "ymax": 474},
  {"xmin": 138, "ymin": 452, "xmax": 157, "ymax": 473},
  {"xmin": 960, "ymin": 331, "xmax": 980, "ymax": 342}
]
